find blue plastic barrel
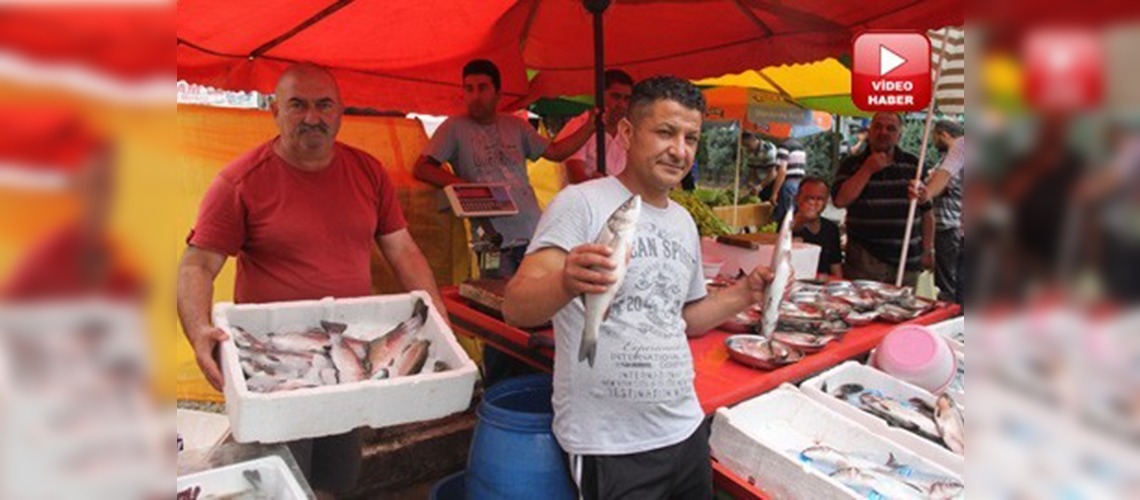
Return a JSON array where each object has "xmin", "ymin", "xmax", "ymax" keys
[
  {"xmin": 429, "ymin": 470, "xmax": 465, "ymax": 500},
  {"xmin": 465, "ymin": 374, "xmax": 575, "ymax": 500}
]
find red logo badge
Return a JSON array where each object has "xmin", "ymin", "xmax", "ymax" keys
[
  {"xmin": 853, "ymin": 32, "xmax": 932, "ymax": 112},
  {"xmin": 1024, "ymin": 28, "xmax": 1103, "ymax": 111}
]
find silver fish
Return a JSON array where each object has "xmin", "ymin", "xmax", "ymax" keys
[
  {"xmin": 927, "ymin": 479, "xmax": 965, "ymax": 499},
  {"xmin": 760, "ymin": 209, "xmax": 795, "ymax": 337},
  {"xmin": 830, "ymin": 467, "xmax": 926, "ymax": 500},
  {"xmin": 267, "ymin": 331, "xmax": 330, "ymax": 353},
  {"xmin": 396, "ymin": 339, "xmax": 430, "ymax": 376},
  {"xmin": 331, "ymin": 334, "xmax": 367, "ymax": 383},
  {"xmin": 581, "ymin": 195, "xmax": 641, "ymax": 368},
  {"xmin": 366, "ymin": 298, "xmax": 430, "ymax": 375},
  {"xmin": 859, "ymin": 392, "xmax": 942, "ymax": 441},
  {"xmin": 801, "ymin": 445, "xmax": 904, "ymax": 474},
  {"xmin": 934, "ymin": 393, "xmax": 965, "ymax": 454}
]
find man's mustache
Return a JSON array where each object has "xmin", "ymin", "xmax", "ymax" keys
[{"xmin": 297, "ymin": 123, "xmax": 328, "ymax": 135}]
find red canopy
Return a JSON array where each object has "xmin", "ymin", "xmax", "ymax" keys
[{"xmin": 177, "ymin": 0, "xmax": 963, "ymax": 115}]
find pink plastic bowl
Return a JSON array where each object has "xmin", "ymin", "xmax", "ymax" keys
[{"xmin": 872, "ymin": 324, "xmax": 956, "ymax": 394}]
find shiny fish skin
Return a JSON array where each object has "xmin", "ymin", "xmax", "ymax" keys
[
  {"xmin": 396, "ymin": 339, "xmax": 430, "ymax": 376},
  {"xmin": 330, "ymin": 334, "xmax": 367, "ymax": 383},
  {"xmin": 760, "ymin": 209, "xmax": 795, "ymax": 337},
  {"xmin": 934, "ymin": 393, "xmax": 965, "ymax": 454},
  {"xmin": 581, "ymin": 195, "xmax": 641, "ymax": 368}
]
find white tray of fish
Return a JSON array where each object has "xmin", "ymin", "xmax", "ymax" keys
[
  {"xmin": 215, "ymin": 292, "xmax": 477, "ymax": 443},
  {"xmin": 176, "ymin": 455, "xmax": 312, "ymax": 500},
  {"xmin": 925, "ymin": 316, "xmax": 964, "ymax": 350},
  {"xmin": 800, "ymin": 361, "xmax": 964, "ymax": 475},
  {"xmin": 711, "ymin": 385, "xmax": 963, "ymax": 500}
]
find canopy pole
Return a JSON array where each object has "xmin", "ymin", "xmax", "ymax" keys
[
  {"xmin": 733, "ymin": 123, "xmax": 743, "ymax": 230},
  {"xmin": 585, "ymin": 0, "xmax": 610, "ymax": 175},
  {"xmin": 895, "ymin": 27, "xmax": 951, "ymax": 287}
]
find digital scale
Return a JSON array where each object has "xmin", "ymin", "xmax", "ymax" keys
[{"xmin": 444, "ymin": 183, "xmax": 518, "ymax": 218}]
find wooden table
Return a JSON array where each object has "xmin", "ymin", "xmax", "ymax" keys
[{"xmin": 443, "ymin": 286, "xmax": 962, "ymax": 499}]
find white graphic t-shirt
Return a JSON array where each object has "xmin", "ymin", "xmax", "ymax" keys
[{"xmin": 527, "ymin": 176, "xmax": 707, "ymax": 455}]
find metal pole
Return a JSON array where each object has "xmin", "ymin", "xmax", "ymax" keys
[
  {"xmin": 585, "ymin": 0, "xmax": 610, "ymax": 175},
  {"xmin": 895, "ymin": 27, "xmax": 951, "ymax": 287}
]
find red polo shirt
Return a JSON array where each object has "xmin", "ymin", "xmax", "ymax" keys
[{"xmin": 187, "ymin": 138, "xmax": 407, "ymax": 304}]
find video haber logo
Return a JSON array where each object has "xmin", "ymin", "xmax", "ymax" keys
[{"xmin": 853, "ymin": 32, "xmax": 932, "ymax": 112}]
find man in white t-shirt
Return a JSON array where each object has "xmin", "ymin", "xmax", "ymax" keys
[
  {"xmin": 503, "ymin": 76, "xmax": 778, "ymax": 500},
  {"xmin": 556, "ymin": 69, "xmax": 634, "ymax": 184}
]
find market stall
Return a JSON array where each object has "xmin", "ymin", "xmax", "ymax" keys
[{"xmin": 443, "ymin": 285, "xmax": 961, "ymax": 499}]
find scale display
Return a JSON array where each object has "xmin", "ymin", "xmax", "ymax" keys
[{"xmin": 444, "ymin": 182, "xmax": 519, "ymax": 218}]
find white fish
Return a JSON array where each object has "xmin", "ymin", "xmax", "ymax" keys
[
  {"xmin": 801, "ymin": 445, "xmax": 904, "ymax": 474},
  {"xmin": 934, "ymin": 393, "xmax": 965, "ymax": 454},
  {"xmin": 330, "ymin": 334, "xmax": 367, "ymax": 383},
  {"xmin": 268, "ymin": 330, "xmax": 330, "ymax": 353},
  {"xmin": 760, "ymin": 209, "xmax": 795, "ymax": 337},
  {"xmin": 830, "ymin": 467, "xmax": 926, "ymax": 500},
  {"xmin": 859, "ymin": 392, "xmax": 942, "ymax": 441},
  {"xmin": 927, "ymin": 479, "xmax": 965, "ymax": 499},
  {"xmin": 581, "ymin": 195, "xmax": 641, "ymax": 368}
]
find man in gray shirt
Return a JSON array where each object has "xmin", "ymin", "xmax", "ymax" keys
[
  {"xmin": 503, "ymin": 76, "xmax": 777, "ymax": 500},
  {"xmin": 414, "ymin": 59, "xmax": 596, "ymax": 386},
  {"xmin": 414, "ymin": 59, "xmax": 597, "ymax": 277}
]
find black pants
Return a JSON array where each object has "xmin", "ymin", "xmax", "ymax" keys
[
  {"xmin": 935, "ymin": 229, "xmax": 963, "ymax": 304},
  {"xmin": 482, "ymin": 244, "xmax": 539, "ymax": 387},
  {"xmin": 286, "ymin": 429, "xmax": 362, "ymax": 495},
  {"xmin": 569, "ymin": 421, "xmax": 712, "ymax": 500}
]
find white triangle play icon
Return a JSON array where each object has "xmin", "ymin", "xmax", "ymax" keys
[{"xmin": 879, "ymin": 45, "xmax": 907, "ymax": 76}]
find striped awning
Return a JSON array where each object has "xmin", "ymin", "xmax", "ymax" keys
[{"xmin": 930, "ymin": 27, "xmax": 965, "ymax": 115}]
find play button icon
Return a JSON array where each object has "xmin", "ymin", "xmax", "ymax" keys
[
  {"xmin": 879, "ymin": 45, "xmax": 907, "ymax": 76},
  {"xmin": 852, "ymin": 32, "xmax": 931, "ymax": 112}
]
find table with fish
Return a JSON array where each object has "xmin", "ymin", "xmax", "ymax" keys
[{"xmin": 442, "ymin": 285, "xmax": 961, "ymax": 499}]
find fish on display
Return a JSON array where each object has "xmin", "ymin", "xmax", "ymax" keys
[
  {"xmin": 366, "ymin": 299, "xmax": 429, "ymax": 377},
  {"xmin": 760, "ymin": 209, "xmax": 795, "ymax": 337},
  {"xmin": 395, "ymin": 339, "xmax": 431, "ymax": 376},
  {"xmin": 830, "ymin": 467, "xmax": 927, "ymax": 500},
  {"xmin": 235, "ymin": 297, "xmax": 434, "ymax": 392},
  {"xmin": 934, "ymin": 393, "xmax": 965, "ymax": 454},
  {"xmin": 859, "ymin": 392, "xmax": 943, "ymax": 441},
  {"xmin": 800, "ymin": 445, "xmax": 905, "ymax": 474},
  {"xmin": 330, "ymin": 334, "xmax": 367, "ymax": 383},
  {"xmin": 581, "ymin": 195, "xmax": 642, "ymax": 368}
]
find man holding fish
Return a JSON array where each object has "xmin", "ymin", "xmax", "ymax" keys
[
  {"xmin": 176, "ymin": 63, "xmax": 446, "ymax": 497},
  {"xmin": 503, "ymin": 76, "xmax": 780, "ymax": 499}
]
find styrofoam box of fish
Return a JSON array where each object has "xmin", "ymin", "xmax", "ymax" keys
[
  {"xmin": 800, "ymin": 361, "xmax": 963, "ymax": 475},
  {"xmin": 177, "ymin": 455, "xmax": 312, "ymax": 500},
  {"xmin": 710, "ymin": 384, "xmax": 962, "ymax": 500},
  {"xmin": 214, "ymin": 291, "xmax": 477, "ymax": 443},
  {"xmin": 925, "ymin": 316, "xmax": 965, "ymax": 351}
]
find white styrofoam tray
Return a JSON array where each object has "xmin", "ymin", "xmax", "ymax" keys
[
  {"xmin": 177, "ymin": 409, "xmax": 231, "ymax": 453},
  {"xmin": 177, "ymin": 455, "xmax": 311, "ymax": 500},
  {"xmin": 215, "ymin": 291, "xmax": 478, "ymax": 443},
  {"xmin": 800, "ymin": 361, "xmax": 963, "ymax": 475},
  {"xmin": 710, "ymin": 384, "xmax": 961, "ymax": 500},
  {"xmin": 926, "ymin": 316, "xmax": 965, "ymax": 351}
]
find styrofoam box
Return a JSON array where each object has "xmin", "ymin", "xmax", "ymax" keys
[
  {"xmin": 712, "ymin": 241, "xmax": 820, "ymax": 281},
  {"xmin": 926, "ymin": 316, "xmax": 965, "ymax": 351},
  {"xmin": 710, "ymin": 384, "xmax": 961, "ymax": 500},
  {"xmin": 800, "ymin": 361, "xmax": 963, "ymax": 475},
  {"xmin": 177, "ymin": 456, "xmax": 311, "ymax": 500},
  {"xmin": 214, "ymin": 291, "xmax": 478, "ymax": 443}
]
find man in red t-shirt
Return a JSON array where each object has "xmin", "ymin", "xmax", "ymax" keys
[{"xmin": 176, "ymin": 63, "xmax": 446, "ymax": 496}]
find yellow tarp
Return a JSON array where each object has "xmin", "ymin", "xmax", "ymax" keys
[
  {"xmin": 697, "ymin": 58, "xmax": 852, "ymax": 99},
  {"xmin": 175, "ymin": 105, "xmax": 477, "ymax": 402}
]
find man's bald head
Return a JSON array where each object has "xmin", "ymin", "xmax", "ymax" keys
[
  {"xmin": 275, "ymin": 63, "xmax": 340, "ymax": 99},
  {"xmin": 271, "ymin": 63, "xmax": 343, "ymax": 170}
]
